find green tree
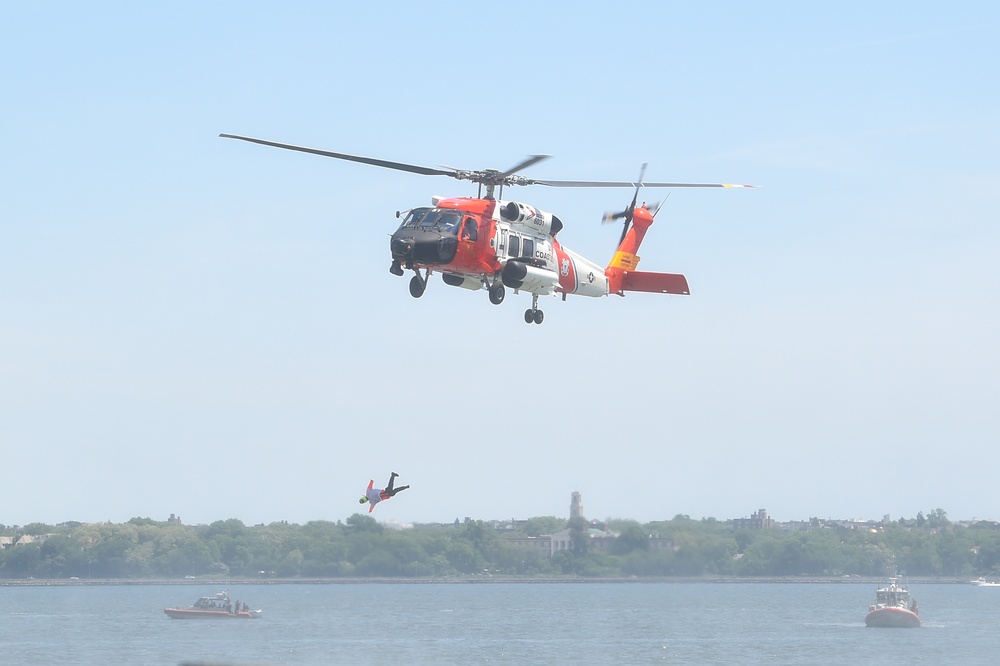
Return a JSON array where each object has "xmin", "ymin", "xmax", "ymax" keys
[
  {"xmin": 20, "ymin": 522, "xmax": 55, "ymax": 535},
  {"xmin": 346, "ymin": 514, "xmax": 382, "ymax": 533},
  {"xmin": 444, "ymin": 541, "xmax": 482, "ymax": 573},
  {"xmin": 927, "ymin": 508, "xmax": 950, "ymax": 529},
  {"xmin": 973, "ymin": 531, "xmax": 1000, "ymax": 574},
  {"xmin": 277, "ymin": 549, "xmax": 304, "ymax": 576},
  {"xmin": 938, "ymin": 534, "xmax": 974, "ymax": 576},
  {"xmin": 611, "ymin": 522, "xmax": 649, "ymax": 556},
  {"xmin": 1, "ymin": 543, "xmax": 40, "ymax": 576},
  {"xmin": 521, "ymin": 516, "xmax": 565, "ymax": 537},
  {"xmin": 567, "ymin": 517, "xmax": 589, "ymax": 556}
]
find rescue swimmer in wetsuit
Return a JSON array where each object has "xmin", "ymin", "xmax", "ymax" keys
[{"xmin": 359, "ymin": 472, "xmax": 410, "ymax": 512}]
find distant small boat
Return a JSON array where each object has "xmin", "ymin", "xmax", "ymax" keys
[
  {"xmin": 865, "ymin": 578, "xmax": 920, "ymax": 628},
  {"xmin": 971, "ymin": 577, "xmax": 1000, "ymax": 587},
  {"xmin": 164, "ymin": 590, "xmax": 262, "ymax": 619}
]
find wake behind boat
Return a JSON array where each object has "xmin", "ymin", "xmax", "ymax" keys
[
  {"xmin": 865, "ymin": 577, "xmax": 920, "ymax": 628},
  {"xmin": 164, "ymin": 590, "xmax": 262, "ymax": 619}
]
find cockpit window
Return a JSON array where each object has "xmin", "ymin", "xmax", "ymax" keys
[
  {"xmin": 402, "ymin": 207, "xmax": 431, "ymax": 228},
  {"xmin": 400, "ymin": 208, "xmax": 462, "ymax": 234}
]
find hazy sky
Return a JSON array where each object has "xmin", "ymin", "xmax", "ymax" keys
[{"xmin": 3, "ymin": 2, "xmax": 998, "ymax": 528}]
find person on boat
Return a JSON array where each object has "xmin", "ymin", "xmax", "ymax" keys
[{"xmin": 359, "ymin": 472, "xmax": 410, "ymax": 512}]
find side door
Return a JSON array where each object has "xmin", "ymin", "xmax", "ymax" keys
[
  {"xmin": 495, "ymin": 224, "xmax": 508, "ymax": 264},
  {"xmin": 453, "ymin": 215, "xmax": 480, "ymax": 273}
]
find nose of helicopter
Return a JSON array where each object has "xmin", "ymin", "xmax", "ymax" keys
[
  {"xmin": 390, "ymin": 237, "xmax": 413, "ymax": 259},
  {"xmin": 390, "ymin": 230, "xmax": 458, "ymax": 265}
]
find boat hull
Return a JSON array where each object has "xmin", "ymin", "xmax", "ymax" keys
[
  {"xmin": 164, "ymin": 608, "xmax": 260, "ymax": 619},
  {"xmin": 865, "ymin": 607, "xmax": 921, "ymax": 628}
]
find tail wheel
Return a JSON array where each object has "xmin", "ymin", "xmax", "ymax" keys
[
  {"xmin": 409, "ymin": 275, "xmax": 425, "ymax": 298},
  {"xmin": 489, "ymin": 282, "xmax": 505, "ymax": 305}
]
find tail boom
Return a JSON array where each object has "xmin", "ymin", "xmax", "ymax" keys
[{"xmin": 604, "ymin": 204, "xmax": 689, "ymax": 297}]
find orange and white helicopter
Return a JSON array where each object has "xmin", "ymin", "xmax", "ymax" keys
[{"xmin": 220, "ymin": 134, "xmax": 753, "ymax": 324}]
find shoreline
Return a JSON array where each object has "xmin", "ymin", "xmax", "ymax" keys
[{"xmin": 0, "ymin": 575, "xmax": 973, "ymax": 587}]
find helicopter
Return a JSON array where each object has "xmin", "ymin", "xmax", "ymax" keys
[{"xmin": 220, "ymin": 134, "xmax": 754, "ymax": 324}]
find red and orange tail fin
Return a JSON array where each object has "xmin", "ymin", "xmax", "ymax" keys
[
  {"xmin": 620, "ymin": 270, "xmax": 689, "ymax": 294},
  {"xmin": 605, "ymin": 205, "xmax": 689, "ymax": 296}
]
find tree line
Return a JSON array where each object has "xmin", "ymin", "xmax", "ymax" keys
[{"xmin": 2, "ymin": 510, "xmax": 999, "ymax": 579}]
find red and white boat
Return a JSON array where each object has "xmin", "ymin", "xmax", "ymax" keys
[
  {"xmin": 164, "ymin": 590, "xmax": 262, "ymax": 619},
  {"xmin": 865, "ymin": 578, "xmax": 920, "ymax": 628}
]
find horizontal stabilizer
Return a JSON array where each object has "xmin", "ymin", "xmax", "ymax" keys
[{"xmin": 622, "ymin": 271, "xmax": 690, "ymax": 295}]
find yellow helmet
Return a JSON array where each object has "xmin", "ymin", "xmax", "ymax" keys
[{"xmin": 359, "ymin": 496, "xmax": 368, "ymax": 503}]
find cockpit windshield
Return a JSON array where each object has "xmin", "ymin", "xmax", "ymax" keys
[{"xmin": 400, "ymin": 207, "xmax": 462, "ymax": 234}]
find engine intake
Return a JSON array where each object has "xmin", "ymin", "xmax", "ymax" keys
[{"xmin": 499, "ymin": 201, "xmax": 561, "ymax": 236}]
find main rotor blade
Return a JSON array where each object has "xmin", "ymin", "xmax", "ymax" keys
[
  {"xmin": 529, "ymin": 178, "xmax": 756, "ymax": 188},
  {"xmin": 627, "ymin": 163, "xmax": 647, "ymax": 213},
  {"xmin": 499, "ymin": 154, "xmax": 551, "ymax": 179},
  {"xmin": 219, "ymin": 134, "xmax": 458, "ymax": 177}
]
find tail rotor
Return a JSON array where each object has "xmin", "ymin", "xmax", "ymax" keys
[{"xmin": 602, "ymin": 163, "xmax": 647, "ymax": 245}]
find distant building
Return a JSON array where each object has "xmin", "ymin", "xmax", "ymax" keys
[
  {"xmin": 504, "ymin": 535, "xmax": 553, "ymax": 553},
  {"xmin": 530, "ymin": 526, "xmax": 619, "ymax": 556},
  {"xmin": 168, "ymin": 513, "xmax": 182, "ymax": 525},
  {"xmin": 504, "ymin": 491, "xmax": 626, "ymax": 557},
  {"xmin": 14, "ymin": 534, "xmax": 53, "ymax": 546},
  {"xmin": 733, "ymin": 508, "xmax": 774, "ymax": 529},
  {"xmin": 570, "ymin": 491, "xmax": 584, "ymax": 521},
  {"xmin": 780, "ymin": 520, "xmax": 812, "ymax": 532},
  {"xmin": 552, "ymin": 529, "xmax": 572, "ymax": 554},
  {"xmin": 585, "ymin": 528, "xmax": 618, "ymax": 553}
]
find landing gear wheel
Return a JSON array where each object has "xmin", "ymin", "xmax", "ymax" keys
[
  {"xmin": 489, "ymin": 282, "xmax": 505, "ymax": 305},
  {"xmin": 409, "ymin": 275, "xmax": 425, "ymax": 298},
  {"xmin": 389, "ymin": 260, "xmax": 404, "ymax": 277},
  {"xmin": 525, "ymin": 293, "xmax": 543, "ymax": 324}
]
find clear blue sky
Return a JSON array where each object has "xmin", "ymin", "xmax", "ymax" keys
[{"xmin": 2, "ymin": 2, "xmax": 998, "ymax": 528}]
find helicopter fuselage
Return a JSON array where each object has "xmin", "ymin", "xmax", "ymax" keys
[{"xmin": 389, "ymin": 196, "xmax": 608, "ymax": 306}]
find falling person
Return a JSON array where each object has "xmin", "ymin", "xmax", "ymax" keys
[{"xmin": 359, "ymin": 472, "xmax": 410, "ymax": 512}]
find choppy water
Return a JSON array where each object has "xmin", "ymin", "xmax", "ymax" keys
[{"xmin": 3, "ymin": 582, "xmax": 999, "ymax": 665}]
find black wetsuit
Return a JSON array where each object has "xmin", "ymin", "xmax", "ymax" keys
[{"xmin": 382, "ymin": 472, "xmax": 410, "ymax": 498}]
